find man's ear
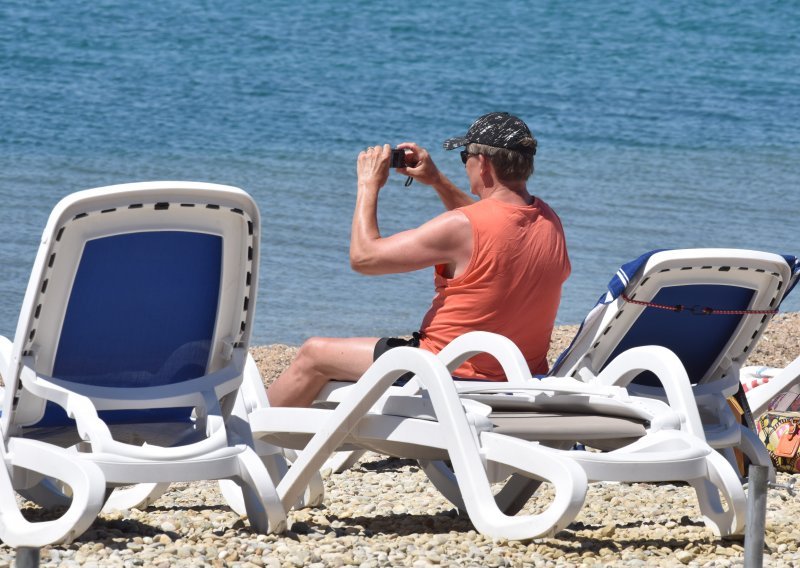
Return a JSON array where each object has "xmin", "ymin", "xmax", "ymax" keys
[
  {"xmin": 477, "ymin": 153, "xmax": 490, "ymax": 174},
  {"xmin": 478, "ymin": 154, "xmax": 494, "ymax": 178}
]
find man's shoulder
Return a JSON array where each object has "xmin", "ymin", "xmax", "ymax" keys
[
  {"xmin": 413, "ymin": 208, "xmax": 471, "ymax": 241},
  {"xmin": 431, "ymin": 207, "xmax": 471, "ymax": 231}
]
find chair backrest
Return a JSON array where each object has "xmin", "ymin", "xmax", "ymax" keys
[
  {"xmin": 2, "ymin": 182, "xmax": 260, "ymax": 432},
  {"xmin": 551, "ymin": 249, "xmax": 798, "ymax": 393}
]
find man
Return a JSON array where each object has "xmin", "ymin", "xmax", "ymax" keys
[{"xmin": 267, "ymin": 112, "xmax": 570, "ymax": 407}]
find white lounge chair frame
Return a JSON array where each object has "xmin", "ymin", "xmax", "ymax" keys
[
  {"xmin": 550, "ymin": 248, "xmax": 798, "ymax": 475},
  {"xmin": 242, "ymin": 330, "xmax": 746, "ymax": 539},
  {"xmin": 0, "ymin": 181, "xmax": 284, "ymax": 546}
]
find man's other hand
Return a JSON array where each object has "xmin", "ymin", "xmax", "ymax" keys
[{"xmin": 357, "ymin": 144, "xmax": 391, "ymax": 192}]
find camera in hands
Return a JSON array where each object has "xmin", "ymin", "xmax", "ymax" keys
[{"xmin": 390, "ymin": 149, "xmax": 407, "ymax": 169}]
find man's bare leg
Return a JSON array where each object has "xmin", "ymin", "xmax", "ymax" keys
[{"xmin": 266, "ymin": 337, "xmax": 379, "ymax": 407}]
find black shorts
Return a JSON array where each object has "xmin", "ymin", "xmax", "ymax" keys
[{"xmin": 373, "ymin": 333, "xmax": 420, "ymax": 385}]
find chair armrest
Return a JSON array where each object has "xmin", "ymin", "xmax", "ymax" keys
[
  {"xmin": 21, "ymin": 368, "xmax": 231, "ymax": 460},
  {"xmin": 21, "ymin": 366, "xmax": 116, "ymax": 450},
  {"xmin": 436, "ymin": 331, "xmax": 532, "ymax": 383},
  {"xmin": 594, "ymin": 346, "xmax": 705, "ymax": 439}
]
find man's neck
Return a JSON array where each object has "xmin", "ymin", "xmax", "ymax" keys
[{"xmin": 480, "ymin": 183, "xmax": 534, "ymax": 206}]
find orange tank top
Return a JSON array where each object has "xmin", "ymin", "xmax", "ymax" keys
[{"xmin": 418, "ymin": 197, "xmax": 570, "ymax": 380}]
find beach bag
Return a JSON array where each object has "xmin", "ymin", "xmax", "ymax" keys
[{"xmin": 756, "ymin": 384, "xmax": 800, "ymax": 473}]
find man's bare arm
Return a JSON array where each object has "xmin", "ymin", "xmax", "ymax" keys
[
  {"xmin": 350, "ymin": 209, "xmax": 472, "ymax": 275},
  {"xmin": 350, "ymin": 145, "xmax": 472, "ymax": 276},
  {"xmin": 429, "ymin": 173, "xmax": 474, "ymax": 211}
]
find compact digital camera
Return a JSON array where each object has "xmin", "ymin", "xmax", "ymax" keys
[{"xmin": 390, "ymin": 149, "xmax": 407, "ymax": 168}]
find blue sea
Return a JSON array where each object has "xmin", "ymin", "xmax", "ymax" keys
[{"xmin": 1, "ymin": 1, "xmax": 798, "ymax": 346}]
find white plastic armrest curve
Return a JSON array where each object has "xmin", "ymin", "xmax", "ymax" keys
[
  {"xmin": 317, "ymin": 333, "xmax": 515, "ymax": 402},
  {"xmin": 0, "ymin": 437, "xmax": 106, "ymax": 547},
  {"xmin": 436, "ymin": 331, "xmax": 532, "ymax": 384},
  {"xmin": 26, "ymin": 371, "xmax": 231, "ymax": 460},
  {"xmin": 594, "ymin": 345, "xmax": 705, "ymax": 439},
  {"xmin": 21, "ymin": 371, "xmax": 116, "ymax": 448}
]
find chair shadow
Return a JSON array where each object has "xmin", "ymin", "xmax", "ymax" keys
[
  {"xmin": 309, "ymin": 510, "xmax": 474, "ymax": 537},
  {"xmin": 312, "ymin": 511, "xmax": 611, "ymax": 538},
  {"xmin": 569, "ymin": 517, "xmax": 706, "ymax": 531},
  {"xmin": 357, "ymin": 457, "xmax": 419, "ymax": 473},
  {"xmin": 301, "ymin": 509, "xmax": 741, "ymax": 556},
  {"xmin": 17, "ymin": 483, "xmax": 741, "ymax": 556},
  {"xmin": 74, "ymin": 520, "xmax": 178, "ymax": 550},
  {"xmin": 17, "ymin": 503, "xmax": 222, "ymax": 550}
]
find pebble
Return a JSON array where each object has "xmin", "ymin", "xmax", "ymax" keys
[
  {"xmin": 161, "ymin": 521, "xmax": 176, "ymax": 532},
  {"xmin": 598, "ymin": 523, "xmax": 616, "ymax": 537}
]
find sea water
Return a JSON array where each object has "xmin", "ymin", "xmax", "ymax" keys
[{"xmin": 1, "ymin": 1, "xmax": 798, "ymax": 345}]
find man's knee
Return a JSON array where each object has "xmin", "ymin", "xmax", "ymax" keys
[{"xmin": 294, "ymin": 337, "xmax": 331, "ymax": 374}]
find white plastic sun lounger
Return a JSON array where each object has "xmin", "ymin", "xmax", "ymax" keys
[
  {"xmin": 225, "ymin": 249, "xmax": 791, "ymax": 539},
  {"xmin": 236, "ymin": 331, "xmax": 746, "ymax": 539},
  {"xmin": 0, "ymin": 182, "xmax": 302, "ymax": 546},
  {"xmin": 549, "ymin": 248, "xmax": 798, "ymax": 475}
]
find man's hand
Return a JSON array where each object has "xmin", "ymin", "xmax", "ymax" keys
[
  {"xmin": 396, "ymin": 141, "xmax": 474, "ymax": 211},
  {"xmin": 395, "ymin": 142, "xmax": 442, "ymax": 186},
  {"xmin": 357, "ymin": 144, "xmax": 392, "ymax": 192}
]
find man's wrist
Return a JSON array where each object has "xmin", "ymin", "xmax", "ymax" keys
[{"xmin": 357, "ymin": 181, "xmax": 381, "ymax": 193}]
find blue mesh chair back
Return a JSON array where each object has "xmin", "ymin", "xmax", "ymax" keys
[
  {"xmin": 604, "ymin": 284, "xmax": 755, "ymax": 387},
  {"xmin": 34, "ymin": 230, "xmax": 222, "ymax": 427}
]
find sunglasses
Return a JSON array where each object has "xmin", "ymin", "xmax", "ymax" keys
[{"xmin": 460, "ymin": 150, "xmax": 478, "ymax": 165}]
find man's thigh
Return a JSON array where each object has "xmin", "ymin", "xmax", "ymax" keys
[{"xmin": 306, "ymin": 336, "xmax": 380, "ymax": 381}]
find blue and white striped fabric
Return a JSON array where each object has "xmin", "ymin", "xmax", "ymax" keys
[{"xmin": 601, "ymin": 249, "xmax": 667, "ymax": 303}]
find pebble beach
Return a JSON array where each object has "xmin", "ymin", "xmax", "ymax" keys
[{"xmin": 4, "ymin": 313, "xmax": 800, "ymax": 567}]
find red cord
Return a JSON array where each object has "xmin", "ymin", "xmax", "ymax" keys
[{"xmin": 621, "ymin": 294, "xmax": 778, "ymax": 315}]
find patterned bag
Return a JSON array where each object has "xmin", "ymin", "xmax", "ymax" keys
[{"xmin": 756, "ymin": 384, "xmax": 800, "ymax": 473}]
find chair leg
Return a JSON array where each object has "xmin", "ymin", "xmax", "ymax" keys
[
  {"xmin": 493, "ymin": 474, "xmax": 544, "ymax": 515},
  {"xmin": 418, "ymin": 460, "xmax": 466, "ymax": 511},
  {"xmin": 689, "ymin": 450, "xmax": 747, "ymax": 537},
  {"xmin": 419, "ymin": 461, "xmax": 544, "ymax": 516},
  {"xmin": 0, "ymin": 438, "xmax": 106, "ymax": 547},
  {"xmin": 233, "ymin": 446, "xmax": 287, "ymax": 534},
  {"xmin": 454, "ymin": 432, "xmax": 588, "ymax": 540},
  {"xmin": 220, "ymin": 445, "xmax": 325, "ymax": 517},
  {"xmin": 281, "ymin": 448, "xmax": 325, "ymax": 507},
  {"xmin": 227, "ymin": 365, "xmax": 326, "ymax": 512},
  {"xmin": 738, "ymin": 426, "xmax": 776, "ymax": 482}
]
